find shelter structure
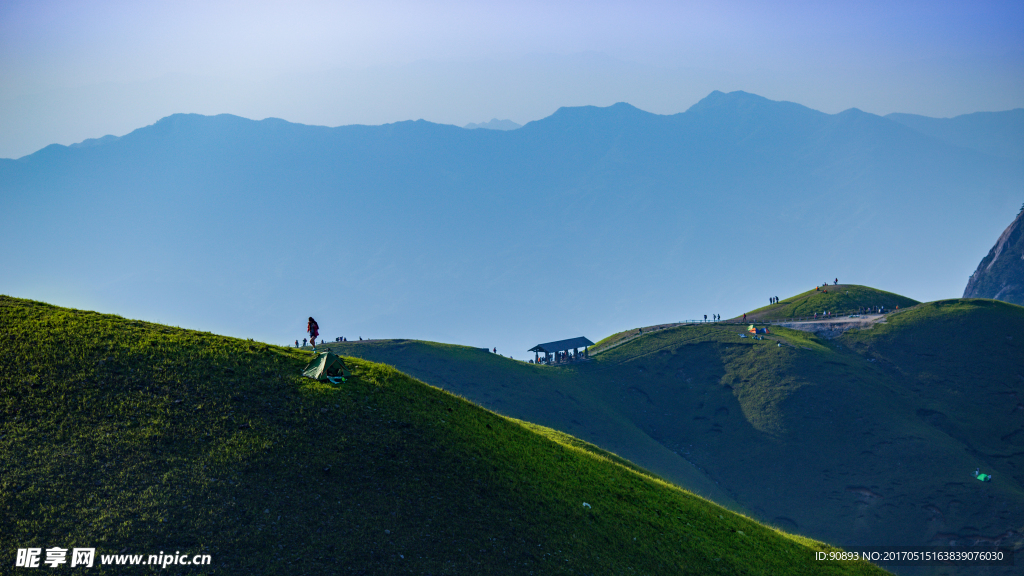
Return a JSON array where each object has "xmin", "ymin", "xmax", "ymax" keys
[{"xmin": 528, "ymin": 337, "xmax": 594, "ymax": 365}]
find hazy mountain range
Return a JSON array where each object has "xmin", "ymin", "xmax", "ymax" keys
[
  {"xmin": 1, "ymin": 91, "xmax": 1020, "ymax": 352},
  {"xmin": 463, "ymin": 118, "xmax": 521, "ymax": 130}
]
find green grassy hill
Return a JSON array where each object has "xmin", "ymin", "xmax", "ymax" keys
[
  {"xmin": 332, "ymin": 293, "xmax": 1024, "ymax": 575},
  {"xmin": 840, "ymin": 299, "xmax": 1024, "ymax": 488},
  {"xmin": 0, "ymin": 296, "xmax": 885, "ymax": 575},
  {"xmin": 741, "ymin": 284, "xmax": 920, "ymax": 321}
]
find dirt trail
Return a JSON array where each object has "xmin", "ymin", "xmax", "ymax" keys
[{"xmin": 776, "ymin": 314, "xmax": 887, "ymax": 338}]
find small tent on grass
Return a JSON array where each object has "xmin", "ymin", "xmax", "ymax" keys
[{"xmin": 302, "ymin": 351, "xmax": 351, "ymax": 383}]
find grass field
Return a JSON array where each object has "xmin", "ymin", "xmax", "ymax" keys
[
  {"xmin": 0, "ymin": 295, "xmax": 889, "ymax": 575},
  {"xmin": 585, "ymin": 286, "xmax": 918, "ymax": 356},
  {"xmin": 742, "ymin": 284, "xmax": 920, "ymax": 321},
  {"xmin": 331, "ymin": 294, "xmax": 1024, "ymax": 576}
]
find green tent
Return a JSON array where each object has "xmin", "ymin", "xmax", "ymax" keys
[{"xmin": 302, "ymin": 351, "xmax": 351, "ymax": 383}]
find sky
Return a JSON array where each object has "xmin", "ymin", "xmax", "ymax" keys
[{"xmin": 1, "ymin": 0, "xmax": 1023, "ymax": 159}]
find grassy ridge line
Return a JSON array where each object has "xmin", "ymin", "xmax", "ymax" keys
[
  {"xmin": 591, "ymin": 285, "xmax": 917, "ymax": 353},
  {"xmin": 590, "ymin": 322, "xmax": 690, "ymax": 354},
  {"xmin": 325, "ymin": 338, "xmax": 749, "ymax": 510},
  {"xmin": 592, "ymin": 323, "xmax": 828, "ymax": 367},
  {"xmin": 0, "ymin": 295, "xmax": 888, "ymax": 575}
]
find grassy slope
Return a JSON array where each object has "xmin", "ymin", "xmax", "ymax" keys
[
  {"xmin": 741, "ymin": 284, "xmax": 920, "ymax": 321},
  {"xmin": 333, "ymin": 294, "xmax": 1024, "ymax": 575},
  {"xmin": 0, "ymin": 296, "xmax": 886, "ymax": 575},
  {"xmin": 840, "ymin": 299, "xmax": 1024, "ymax": 487},
  {"xmin": 323, "ymin": 339, "xmax": 744, "ymax": 511}
]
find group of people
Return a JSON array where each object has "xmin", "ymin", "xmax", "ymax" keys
[
  {"xmin": 542, "ymin": 350, "xmax": 578, "ymax": 364},
  {"xmin": 291, "ymin": 317, "xmax": 371, "ymax": 348},
  {"xmin": 702, "ymin": 314, "xmax": 720, "ymax": 322},
  {"xmin": 769, "ymin": 296, "xmax": 780, "ymax": 305}
]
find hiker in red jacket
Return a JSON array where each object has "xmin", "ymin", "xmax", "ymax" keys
[{"xmin": 307, "ymin": 317, "xmax": 320, "ymax": 346}]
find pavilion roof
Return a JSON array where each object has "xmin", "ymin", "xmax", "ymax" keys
[{"xmin": 528, "ymin": 337, "xmax": 594, "ymax": 353}]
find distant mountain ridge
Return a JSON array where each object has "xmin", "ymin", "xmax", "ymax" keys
[
  {"xmin": 964, "ymin": 208, "xmax": 1024, "ymax": 305},
  {"xmin": 1, "ymin": 91, "xmax": 1020, "ymax": 356},
  {"xmin": 887, "ymin": 109, "xmax": 1024, "ymax": 160},
  {"xmin": 463, "ymin": 118, "xmax": 521, "ymax": 130}
]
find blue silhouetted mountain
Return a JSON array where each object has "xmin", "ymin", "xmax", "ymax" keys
[
  {"xmin": 887, "ymin": 109, "xmax": 1024, "ymax": 160},
  {"xmin": 0, "ymin": 91, "xmax": 1020, "ymax": 355}
]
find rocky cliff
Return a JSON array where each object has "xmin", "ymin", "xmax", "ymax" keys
[{"xmin": 964, "ymin": 208, "xmax": 1024, "ymax": 305}]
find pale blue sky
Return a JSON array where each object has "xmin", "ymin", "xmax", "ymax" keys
[{"xmin": 1, "ymin": 0, "xmax": 1022, "ymax": 158}]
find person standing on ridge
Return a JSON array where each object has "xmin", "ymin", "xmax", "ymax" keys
[{"xmin": 307, "ymin": 317, "xmax": 319, "ymax": 347}]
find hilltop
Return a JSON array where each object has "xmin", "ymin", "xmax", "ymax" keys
[
  {"xmin": 579, "ymin": 285, "xmax": 918, "ymax": 355},
  {"xmin": 0, "ymin": 296, "xmax": 887, "ymax": 575},
  {"xmin": 332, "ymin": 292, "xmax": 1024, "ymax": 575},
  {"xmin": 741, "ymin": 284, "xmax": 920, "ymax": 321}
]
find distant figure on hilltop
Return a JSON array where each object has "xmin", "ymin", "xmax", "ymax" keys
[
  {"xmin": 302, "ymin": 338, "xmax": 307, "ymax": 347},
  {"xmin": 307, "ymin": 317, "xmax": 319, "ymax": 347},
  {"xmin": 295, "ymin": 340, "xmax": 299, "ymax": 348},
  {"xmin": 835, "ymin": 278, "xmax": 838, "ymax": 285}
]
